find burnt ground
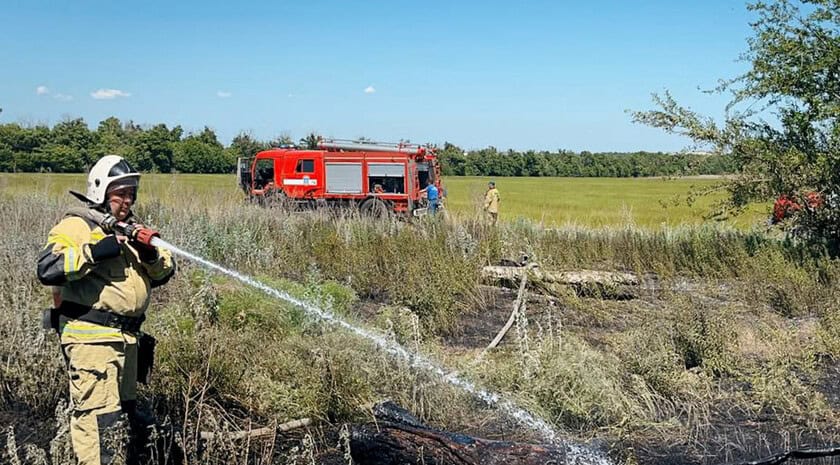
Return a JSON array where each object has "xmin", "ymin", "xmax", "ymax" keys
[
  {"xmin": 5, "ymin": 283, "xmax": 840, "ymax": 465},
  {"xmin": 0, "ymin": 407, "xmax": 57, "ymax": 454},
  {"xmin": 444, "ymin": 285, "xmax": 521, "ymax": 350},
  {"xmin": 432, "ymin": 283, "xmax": 840, "ymax": 465}
]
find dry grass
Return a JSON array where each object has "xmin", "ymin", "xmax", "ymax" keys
[{"xmin": 1, "ymin": 178, "xmax": 839, "ymax": 464}]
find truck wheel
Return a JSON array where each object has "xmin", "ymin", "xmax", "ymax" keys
[{"xmin": 360, "ymin": 198, "xmax": 389, "ymax": 218}]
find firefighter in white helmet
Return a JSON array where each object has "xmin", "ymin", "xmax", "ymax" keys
[{"xmin": 36, "ymin": 155, "xmax": 176, "ymax": 465}]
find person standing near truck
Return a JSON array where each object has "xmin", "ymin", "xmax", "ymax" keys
[
  {"xmin": 36, "ymin": 155, "xmax": 176, "ymax": 465},
  {"xmin": 424, "ymin": 179, "xmax": 440, "ymax": 216}
]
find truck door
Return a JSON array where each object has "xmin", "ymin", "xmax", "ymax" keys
[
  {"xmin": 282, "ymin": 157, "xmax": 320, "ymax": 198},
  {"xmin": 252, "ymin": 158, "xmax": 275, "ymax": 193},
  {"xmin": 237, "ymin": 157, "xmax": 253, "ymax": 194}
]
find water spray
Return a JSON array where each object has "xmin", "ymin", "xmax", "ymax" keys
[
  {"xmin": 139, "ymin": 232, "xmax": 611, "ymax": 463},
  {"xmin": 151, "ymin": 237, "xmax": 566, "ymax": 433}
]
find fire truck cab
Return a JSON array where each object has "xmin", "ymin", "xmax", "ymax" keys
[{"xmin": 237, "ymin": 139, "xmax": 444, "ymax": 217}]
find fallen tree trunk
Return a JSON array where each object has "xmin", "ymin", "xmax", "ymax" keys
[
  {"xmin": 351, "ymin": 423, "xmax": 567, "ymax": 465},
  {"xmin": 349, "ymin": 402, "xmax": 606, "ymax": 465},
  {"xmin": 481, "ymin": 266, "xmax": 638, "ymax": 299},
  {"xmin": 199, "ymin": 418, "xmax": 311, "ymax": 441},
  {"xmin": 481, "ymin": 266, "xmax": 638, "ymax": 286}
]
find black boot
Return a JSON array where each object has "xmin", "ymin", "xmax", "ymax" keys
[
  {"xmin": 121, "ymin": 400, "xmax": 153, "ymax": 465},
  {"xmin": 121, "ymin": 400, "xmax": 183, "ymax": 465},
  {"xmin": 95, "ymin": 410, "xmax": 129, "ymax": 465}
]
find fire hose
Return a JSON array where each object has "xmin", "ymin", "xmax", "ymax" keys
[
  {"xmin": 66, "ymin": 207, "xmax": 160, "ymax": 246},
  {"xmin": 725, "ymin": 444, "xmax": 840, "ymax": 465}
]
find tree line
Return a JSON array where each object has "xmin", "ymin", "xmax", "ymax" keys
[
  {"xmin": 0, "ymin": 116, "xmax": 735, "ymax": 176},
  {"xmin": 436, "ymin": 143, "xmax": 733, "ymax": 177},
  {"xmin": 0, "ymin": 117, "xmax": 265, "ymax": 174}
]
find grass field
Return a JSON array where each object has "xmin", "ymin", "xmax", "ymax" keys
[
  {"xmin": 1, "ymin": 171, "xmax": 838, "ymax": 465},
  {"xmin": 443, "ymin": 176, "xmax": 767, "ymax": 228},
  {"xmin": 0, "ymin": 173, "xmax": 767, "ymax": 228}
]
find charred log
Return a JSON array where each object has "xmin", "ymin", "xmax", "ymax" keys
[{"xmin": 349, "ymin": 402, "xmax": 576, "ymax": 465}]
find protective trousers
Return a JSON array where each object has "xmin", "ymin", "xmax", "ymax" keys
[{"xmin": 63, "ymin": 340, "xmax": 138, "ymax": 465}]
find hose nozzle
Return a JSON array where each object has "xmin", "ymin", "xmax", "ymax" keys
[{"xmin": 65, "ymin": 207, "xmax": 160, "ymax": 246}]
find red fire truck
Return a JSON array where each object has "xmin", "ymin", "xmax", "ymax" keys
[{"xmin": 237, "ymin": 139, "xmax": 444, "ymax": 217}]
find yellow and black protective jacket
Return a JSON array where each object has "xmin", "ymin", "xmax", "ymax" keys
[{"xmin": 37, "ymin": 210, "xmax": 176, "ymax": 344}]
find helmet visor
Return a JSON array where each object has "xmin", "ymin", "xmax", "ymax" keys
[
  {"xmin": 106, "ymin": 178, "xmax": 139, "ymax": 201},
  {"xmin": 108, "ymin": 159, "xmax": 137, "ymax": 177}
]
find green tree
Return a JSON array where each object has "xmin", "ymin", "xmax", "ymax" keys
[
  {"xmin": 299, "ymin": 132, "xmax": 321, "ymax": 149},
  {"xmin": 93, "ymin": 116, "xmax": 131, "ymax": 161},
  {"xmin": 221, "ymin": 147, "xmax": 241, "ymax": 172},
  {"xmin": 231, "ymin": 132, "xmax": 268, "ymax": 159},
  {"xmin": 173, "ymin": 138, "xmax": 227, "ymax": 173},
  {"xmin": 0, "ymin": 124, "xmax": 47, "ymax": 164},
  {"xmin": 0, "ymin": 141, "xmax": 13, "ymax": 171},
  {"xmin": 438, "ymin": 142, "xmax": 466, "ymax": 175},
  {"xmin": 633, "ymin": 0, "xmax": 840, "ymax": 251},
  {"xmin": 193, "ymin": 126, "xmax": 223, "ymax": 148},
  {"xmin": 51, "ymin": 118, "xmax": 97, "ymax": 168},
  {"xmin": 41, "ymin": 144, "xmax": 86, "ymax": 172},
  {"xmin": 130, "ymin": 124, "xmax": 181, "ymax": 172},
  {"xmin": 269, "ymin": 133, "xmax": 294, "ymax": 147},
  {"xmin": 174, "ymin": 127, "xmax": 232, "ymax": 173}
]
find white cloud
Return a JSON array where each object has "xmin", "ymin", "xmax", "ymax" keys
[
  {"xmin": 36, "ymin": 85, "xmax": 50, "ymax": 95},
  {"xmin": 90, "ymin": 88, "xmax": 131, "ymax": 100},
  {"xmin": 364, "ymin": 86, "xmax": 376, "ymax": 94},
  {"xmin": 53, "ymin": 93, "xmax": 74, "ymax": 101},
  {"xmin": 217, "ymin": 91, "xmax": 232, "ymax": 98}
]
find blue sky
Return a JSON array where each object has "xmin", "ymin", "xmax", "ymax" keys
[{"xmin": 0, "ymin": 0, "xmax": 755, "ymax": 152}]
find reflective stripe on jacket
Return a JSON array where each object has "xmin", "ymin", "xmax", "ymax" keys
[{"xmin": 37, "ymin": 212, "xmax": 176, "ymax": 343}]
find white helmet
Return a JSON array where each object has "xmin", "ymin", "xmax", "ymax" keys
[{"xmin": 74, "ymin": 155, "xmax": 141, "ymax": 205}]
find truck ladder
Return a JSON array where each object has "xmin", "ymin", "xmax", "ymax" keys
[{"xmin": 319, "ymin": 138, "xmax": 428, "ymax": 155}]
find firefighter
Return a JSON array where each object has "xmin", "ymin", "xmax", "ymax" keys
[
  {"xmin": 483, "ymin": 181, "xmax": 500, "ymax": 225},
  {"xmin": 36, "ymin": 155, "xmax": 176, "ymax": 465}
]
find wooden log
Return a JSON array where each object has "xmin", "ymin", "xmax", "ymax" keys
[
  {"xmin": 481, "ymin": 266, "xmax": 638, "ymax": 286},
  {"xmin": 350, "ymin": 422, "xmax": 569, "ymax": 465},
  {"xmin": 481, "ymin": 266, "xmax": 638, "ymax": 299},
  {"xmin": 199, "ymin": 418, "xmax": 311, "ymax": 441},
  {"xmin": 349, "ymin": 402, "xmax": 604, "ymax": 465}
]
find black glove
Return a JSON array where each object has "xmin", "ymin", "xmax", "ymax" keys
[{"xmin": 90, "ymin": 235, "xmax": 122, "ymax": 262}]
